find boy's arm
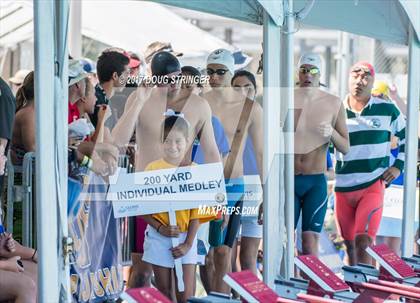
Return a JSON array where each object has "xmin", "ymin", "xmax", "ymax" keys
[
  {"xmin": 331, "ymin": 103, "xmax": 350, "ymax": 155},
  {"xmin": 198, "ymin": 103, "xmax": 221, "ymax": 164},
  {"xmin": 248, "ymin": 103, "xmax": 264, "ymax": 183},
  {"xmin": 111, "ymin": 86, "xmax": 151, "ymax": 146},
  {"xmin": 383, "ymin": 106, "xmax": 406, "ymax": 184}
]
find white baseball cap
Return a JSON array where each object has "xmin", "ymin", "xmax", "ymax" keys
[
  {"xmin": 69, "ymin": 59, "xmax": 90, "ymax": 87},
  {"xmin": 298, "ymin": 53, "xmax": 322, "ymax": 73},
  {"xmin": 9, "ymin": 69, "xmax": 31, "ymax": 85},
  {"xmin": 207, "ymin": 49, "xmax": 235, "ymax": 75}
]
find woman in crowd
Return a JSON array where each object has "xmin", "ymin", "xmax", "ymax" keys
[
  {"xmin": 230, "ymin": 70, "xmax": 262, "ymax": 277},
  {"xmin": 10, "ymin": 72, "xmax": 35, "ymax": 166}
]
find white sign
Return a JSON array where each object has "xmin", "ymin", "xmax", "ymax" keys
[
  {"xmin": 108, "ymin": 162, "xmax": 227, "ymax": 218},
  {"xmin": 382, "ymin": 185, "xmax": 419, "ymax": 221},
  {"xmin": 242, "ymin": 175, "xmax": 262, "ymax": 217}
]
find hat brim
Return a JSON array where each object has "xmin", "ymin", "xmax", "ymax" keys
[
  {"xmin": 69, "ymin": 74, "xmax": 90, "ymax": 87},
  {"xmin": 172, "ymin": 51, "xmax": 183, "ymax": 57},
  {"xmin": 9, "ymin": 77, "xmax": 22, "ymax": 84}
]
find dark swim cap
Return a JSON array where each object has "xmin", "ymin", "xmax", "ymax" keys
[{"xmin": 151, "ymin": 51, "xmax": 181, "ymax": 77}]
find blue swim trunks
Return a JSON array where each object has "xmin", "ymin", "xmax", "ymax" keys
[
  {"xmin": 209, "ymin": 178, "xmax": 244, "ymax": 248},
  {"xmin": 294, "ymin": 174, "xmax": 328, "ymax": 233}
]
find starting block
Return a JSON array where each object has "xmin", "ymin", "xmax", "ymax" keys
[
  {"xmin": 403, "ymin": 254, "xmax": 420, "ymax": 273},
  {"xmin": 367, "ymin": 244, "xmax": 419, "ymax": 283},
  {"xmin": 188, "ymin": 292, "xmax": 241, "ymax": 302},
  {"xmin": 343, "ymin": 244, "xmax": 420, "ymax": 288},
  {"xmin": 343, "ymin": 243, "xmax": 420, "ymax": 301},
  {"xmin": 223, "ymin": 270, "xmax": 295, "ymax": 302},
  {"xmin": 223, "ymin": 270, "xmax": 342, "ymax": 303},
  {"xmin": 120, "ymin": 287, "xmax": 172, "ymax": 303},
  {"xmin": 276, "ymin": 254, "xmax": 420, "ymax": 302}
]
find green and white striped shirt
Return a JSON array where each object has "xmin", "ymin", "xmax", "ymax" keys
[{"xmin": 335, "ymin": 96, "xmax": 406, "ymax": 192}]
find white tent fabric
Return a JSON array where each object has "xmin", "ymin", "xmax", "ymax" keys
[
  {"xmin": 399, "ymin": 0, "xmax": 420, "ymax": 42},
  {"xmin": 81, "ymin": 1, "xmax": 233, "ymax": 56},
  {"xmin": 0, "ymin": 1, "xmax": 34, "ymax": 46},
  {"xmin": 0, "ymin": 1, "xmax": 232, "ymax": 57},
  {"xmin": 149, "ymin": 0, "xmax": 284, "ymax": 26},
  {"xmin": 293, "ymin": 0, "xmax": 420, "ymax": 45},
  {"xmin": 151, "ymin": 0, "xmax": 419, "ymax": 45}
]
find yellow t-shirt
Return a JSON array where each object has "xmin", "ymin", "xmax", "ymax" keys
[{"xmin": 145, "ymin": 159, "xmax": 216, "ymax": 232}]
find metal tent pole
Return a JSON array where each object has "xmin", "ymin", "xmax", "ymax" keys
[
  {"xmin": 337, "ymin": 32, "xmax": 350, "ymax": 100},
  {"xmin": 401, "ymin": 24, "xmax": 420, "ymax": 258},
  {"xmin": 34, "ymin": 1, "xmax": 60, "ymax": 301},
  {"xmin": 262, "ymin": 10, "xmax": 282, "ymax": 288},
  {"xmin": 280, "ymin": 0, "xmax": 295, "ymax": 279},
  {"xmin": 55, "ymin": 0, "xmax": 71, "ymax": 300}
]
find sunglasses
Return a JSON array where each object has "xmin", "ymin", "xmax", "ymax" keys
[
  {"xmin": 299, "ymin": 67, "xmax": 319, "ymax": 75},
  {"xmin": 207, "ymin": 68, "xmax": 229, "ymax": 76}
]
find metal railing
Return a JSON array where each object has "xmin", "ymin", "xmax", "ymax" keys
[
  {"xmin": 118, "ymin": 154, "xmax": 135, "ymax": 266},
  {"xmin": 6, "ymin": 151, "xmax": 35, "ymax": 247},
  {"xmin": 5, "ymin": 152, "xmax": 135, "ymax": 263}
]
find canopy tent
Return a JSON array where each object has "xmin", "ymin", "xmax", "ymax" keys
[
  {"xmin": 81, "ymin": 1, "xmax": 233, "ymax": 58},
  {"xmin": 0, "ymin": 0, "xmax": 234, "ymax": 70},
  {"xmin": 28, "ymin": 0, "xmax": 420, "ymax": 301},
  {"xmin": 154, "ymin": 0, "xmax": 420, "ymax": 45},
  {"xmin": 149, "ymin": 0, "xmax": 284, "ymax": 26}
]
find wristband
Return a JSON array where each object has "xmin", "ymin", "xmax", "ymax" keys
[
  {"xmin": 81, "ymin": 155, "xmax": 89, "ymax": 166},
  {"xmin": 87, "ymin": 158, "xmax": 93, "ymax": 170}
]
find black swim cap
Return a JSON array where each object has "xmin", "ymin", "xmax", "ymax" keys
[{"xmin": 151, "ymin": 51, "xmax": 181, "ymax": 77}]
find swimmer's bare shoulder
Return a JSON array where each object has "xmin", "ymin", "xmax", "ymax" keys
[
  {"xmin": 188, "ymin": 93, "xmax": 212, "ymax": 115},
  {"xmin": 320, "ymin": 89, "xmax": 340, "ymax": 102},
  {"xmin": 201, "ymin": 91, "xmax": 216, "ymax": 104},
  {"xmin": 326, "ymin": 90, "xmax": 343, "ymax": 121},
  {"xmin": 315, "ymin": 89, "xmax": 342, "ymax": 116},
  {"xmin": 250, "ymin": 98, "xmax": 263, "ymax": 112}
]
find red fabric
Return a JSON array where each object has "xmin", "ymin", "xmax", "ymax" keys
[
  {"xmin": 335, "ymin": 179, "xmax": 384, "ymax": 241},
  {"xmin": 68, "ymin": 102, "xmax": 80, "ymax": 124},
  {"xmin": 135, "ymin": 216, "xmax": 148, "ymax": 254}
]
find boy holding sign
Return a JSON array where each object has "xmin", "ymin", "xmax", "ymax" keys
[{"xmin": 141, "ymin": 115, "xmax": 215, "ymax": 302}]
